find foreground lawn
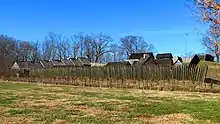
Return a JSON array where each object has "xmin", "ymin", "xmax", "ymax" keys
[{"xmin": 1, "ymin": 82, "xmax": 220, "ymax": 123}]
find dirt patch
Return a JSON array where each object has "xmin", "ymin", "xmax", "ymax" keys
[
  {"xmin": 0, "ymin": 107, "xmax": 10, "ymax": 113},
  {"xmin": 52, "ymin": 93, "xmax": 77, "ymax": 98},
  {"xmin": 68, "ymin": 86, "xmax": 107, "ymax": 93},
  {"xmin": 136, "ymin": 114, "xmax": 153, "ymax": 118},
  {"xmin": 13, "ymin": 99, "xmax": 71, "ymax": 110},
  {"xmin": 92, "ymin": 99, "xmax": 130, "ymax": 104},
  {"xmin": 0, "ymin": 116, "xmax": 35, "ymax": 124},
  {"xmin": 13, "ymin": 100, "xmax": 36, "ymax": 107},
  {"xmin": 65, "ymin": 105, "xmax": 119, "ymax": 117},
  {"xmin": 33, "ymin": 99, "xmax": 70, "ymax": 108},
  {"xmin": 137, "ymin": 113, "xmax": 193, "ymax": 124},
  {"xmin": 52, "ymin": 119, "xmax": 68, "ymax": 124},
  {"xmin": 134, "ymin": 90, "xmax": 220, "ymax": 101}
]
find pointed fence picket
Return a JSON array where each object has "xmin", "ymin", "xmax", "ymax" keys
[{"xmin": 27, "ymin": 64, "xmax": 208, "ymax": 88}]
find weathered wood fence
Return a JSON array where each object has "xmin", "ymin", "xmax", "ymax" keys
[
  {"xmin": 6, "ymin": 65, "xmax": 203, "ymax": 90},
  {"xmin": 30, "ymin": 65, "xmax": 208, "ymax": 82},
  {"xmin": 3, "ymin": 64, "xmax": 212, "ymax": 91}
]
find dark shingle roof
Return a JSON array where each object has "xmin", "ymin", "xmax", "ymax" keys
[
  {"xmin": 156, "ymin": 53, "xmax": 173, "ymax": 59},
  {"xmin": 40, "ymin": 60, "xmax": 53, "ymax": 68},
  {"xmin": 16, "ymin": 61, "xmax": 29, "ymax": 69},
  {"xmin": 133, "ymin": 56, "xmax": 156, "ymax": 67},
  {"xmin": 129, "ymin": 52, "xmax": 154, "ymax": 59},
  {"xmin": 62, "ymin": 59, "xmax": 75, "ymax": 66},
  {"xmin": 197, "ymin": 54, "xmax": 214, "ymax": 62},
  {"xmin": 189, "ymin": 54, "xmax": 215, "ymax": 67},
  {"xmin": 189, "ymin": 55, "xmax": 200, "ymax": 67},
  {"xmin": 51, "ymin": 60, "xmax": 66, "ymax": 67},
  {"xmin": 12, "ymin": 61, "xmax": 43, "ymax": 69},
  {"xmin": 70, "ymin": 58, "xmax": 83, "ymax": 67},
  {"xmin": 78, "ymin": 57, "xmax": 91, "ymax": 66},
  {"xmin": 31, "ymin": 62, "xmax": 44, "ymax": 69},
  {"xmin": 106, "ymin": 61, "xmax": 131, "ymax": 66},
  {"xmin": 155, "ymin": 58, "xmax": 173, "ymax": 66}
]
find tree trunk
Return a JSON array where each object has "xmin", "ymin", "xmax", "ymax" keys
[
  {"xmin": 95, "ymin": 56, "xmax": 99, "ymax": 63},
  {"xmin": 216, "ymin": 54, "xmax": 219, "ymax": 62}
]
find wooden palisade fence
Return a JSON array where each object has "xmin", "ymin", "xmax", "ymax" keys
[{"xmin": 9, "ymin": 64, "xmax": 207, "ymax": 91}]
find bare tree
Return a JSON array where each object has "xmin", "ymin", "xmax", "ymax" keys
[
  {"xmin": 69, "ymin": 34, "xmax": 82, "ymax": 58},
  {"xmin": 201, "ymin": 32, "xmax": 220, "ymax": 61},
  {"xmin": 0, "ymin": 35, "xmax": 41, "ymax": 70},
  {"xmin": 190, "ymin": 0, "xmax": 220, "ymax": 61},
  {"xmin": 101, "ymin": 53, "xmax": 113, "ymax": 63},
  {"xmin": 90, "ymin": 33, "xmax": 112, "ymax": 62},
  {"xmin": 73, "ymin": 32, "xmax": 85, "ymax": 58},
  {"xmin": 83, "ymin": 35, "xmax": 94, "ymax": 61},
  {"xmin": 45, "ymin": 32, "xmax": 58, "ymax": 59},
  {"xmin": 0, "ymin": 35, "xmax": 18, "ymax": 70},
  {"xmin": 46, "ymin": 32, "xmax": 69, "ymax": 60},
  {"xmin": 30, "ymin": 41, "xmax": 41, "ymax": 62},
  {"xmin": 202, "ymin": 35, "xmax": 215, "ymax": 53},
  {"xmin": 18, "ymin": 41, "xmax": 34, "ymax": 61},
  {"xmin": 58, "ymin": 36, "xmax": 69, "ymax": 59},
  {"xmin": 120, "ymin": 35, "xmax": 154, "ymax": 58},
  {"xmin": 0, "ymin": 32, "xmax": 157, "ymax": 70},
  {"xmin": 41, "ymin": 39, "xmax": 52, "ymax": 60},
  {"xmin": 109, "ymin": 43, "xmax": 123, "ymax": 62},
  {"xmin": 192, "ymin": 0, "xmax": 220, "ymax": 25}
]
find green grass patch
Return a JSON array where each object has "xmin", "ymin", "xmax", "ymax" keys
[
  {"xmin": 118, "ymin": 96, "xmax": 137, "ymax": 101},
  {"xmin": 1, "ymin": 82, "xmax": 220, "ymax": 123},
  {"xmin": 0, "ymin": 96, "xmax": 17, "ymax": 106},
  {"xmin": 36, "ymin": 109, "xmax": 85, "ymax": 123},
  {"xmin": 182, "ymin": 100, "xmax": 220, "ymax": 122},
  {"xmin": 79, "ymin": 91, "xmax": 101, "ymax": 97},
  {"xmin": 32, "ymin": 105, "xmax": 49, "ymax": 109},
  {"xmin": 0, "ymin": 98, "xmax": 14, "ymax": 105},
  {"xmin": 7, "ymin": 109, "xmax": 41, "ymax": 116},
  {"xmin": 0, "ymin": 82, "xmax": 36, "ymax": 90},
  {"xmin": 72, "ymin": 101, "xmax": 116, "ymax": 111},
  {"xmin": 128, "ymin": 98, "xmax": 220, "ymax": 123},
  {"xmin": 198, "ymin": 60, "xmax": 220, "ymax": 66},
  {"xmin": 72, "ymin": 116, "xmax": 111, "ymax": 124}
]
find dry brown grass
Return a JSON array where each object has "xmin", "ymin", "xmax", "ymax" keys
[
  {"xmin": 0, "ymin": 116, "xmax": 36, "ymax": 124},
  {"xmin": 1, "ymin": 81, "xmax": 220, "ymax": 123},
  {"xmin": 137, "ymin": 113, "xmax": 192, "ymax": 124},
  {"xmin": 4, "ymin": 77, "xmax": 215, "ymax": 93},
  {"xmin": 125, "ymin": 89, "xmax": 220, "ymax": 101},
  {"xmin": 52, "ymin": 119, "xmax": 69, "ymax": 124},
  {"xmin": 65, "ymin": 105, "xmax": 118, "ymax": 117}
]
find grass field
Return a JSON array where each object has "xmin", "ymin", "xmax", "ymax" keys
[{"xmin": 1, "ymin": 81, "xmax": 220, "ymax": 124}]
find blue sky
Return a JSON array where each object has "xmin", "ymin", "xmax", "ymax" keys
[{"xmin": 0, "ymin": 0, "xmax": 207, "ymax": 56}]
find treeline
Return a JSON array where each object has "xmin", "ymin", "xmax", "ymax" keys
[{"xmin": 0, "ymin": 32, "xmax": 155, "ymax": 70}]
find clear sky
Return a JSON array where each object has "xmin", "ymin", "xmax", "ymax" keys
[{"xmin": 0, "ymin": 0, "xmax": 208, "ymax": 56}]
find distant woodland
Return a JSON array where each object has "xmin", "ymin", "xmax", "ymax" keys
[{"xmin": 0, "ymin": 32, "xmax": 155, "ymax": 70}]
